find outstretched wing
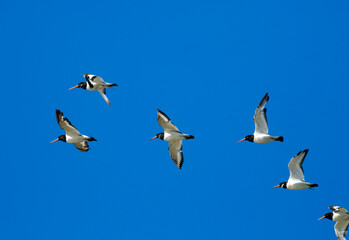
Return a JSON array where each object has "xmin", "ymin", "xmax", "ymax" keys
[
  {"xmin": 157, "ymin": 109, "xmax": 179, "ymax": 132},
  {"xmin": 98, "ymin": 89, "xmax": 111, "ymax": 106},
  {"xmin": 168, "ymin": 140, "xmax": 183, "ymax": 169},
  {"xmin": 288, "ymin": 149, "xmax": 309, "ymax": 182},
  {"xmin": 73, "ymin": 141, "xmax": 90, "ymax": 152},
  {"xmin": 253, "ymin": 93, "xmax": 269, "ymax": 134},
  {"xmin": 334, "ymin": 220, "xmax": 349, "ymax": 240},
  {"xmin": 56, "ymin": 110, "xmax": 81, "ymax": 136}
]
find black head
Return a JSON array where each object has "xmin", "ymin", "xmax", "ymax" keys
[
  {"xmin": 50, "ymin": 135, "xmax": 66, "ymax": 143},
  {"xmin": 318, "ymin": 212, "xmax": 333, "ymax": 221},
  {"xmin": 273, "ymin": 182, "xmax": 287, "ymax": 189},
  {"xmin": 237, "ymin": 135, "xmax": 254, "ymax": 143},
  {"xmin": 69, "ymin": 82, "xmax": 87, "ymax": 90},
  {"xmin": 149, "ymin": 133, "xmax": 164, "ymax": 140},
  {"xmin": 244, "ymin": 135, "xmax": 254, "ymax": 142}
]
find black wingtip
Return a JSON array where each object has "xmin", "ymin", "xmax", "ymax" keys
[
  {"xmin": 109, "ymin": 83, "xmax": 118, "ymax": 87},
  {"xmin": 185, "ymin": 135, "xmax": 195, "ymax": 139},
  {"xmin": 88, "ymin": 137, "xmax": 97, "ymax": 142},
  {"xmin": 297, "ymin": 149, "xmax": 309, "ymax": 156},
  {"xmin": 310, "ymin": 183, "xmax": 318, "ymax": 188}
]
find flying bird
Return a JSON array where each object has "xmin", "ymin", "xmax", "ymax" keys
[
  {"xmin": 51, "ymin": 110, "xmax": 97, "ymax": 152},
  {"xmin": 150, "ymin": 109, "xmax": 194, "ymax": 169},
  {"xmin": 318, "ymin": 206, "xmax": 349, "ymax": 240},
  {"xmin": 69, "ymin": 73, "xmax": 117, "ymax": 106},
  {"xmin": 273, "ymin": 149, "xmax": 318, "ymax": 190},
  {"xmin": 237, "ymin": 93, "xmax": 284, "ymax": 143}
]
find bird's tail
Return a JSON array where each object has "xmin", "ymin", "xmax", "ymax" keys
[
  {"xmin": 274, "ymin": 136, "xmax": 284, "ymax": 142},
  {"xmin": 184, "ymin": 134, "xmax": 195, "ymax": 139},
  {"xmin": 87, "ymin": 137, "xmax": 97, "ymax": 142}
]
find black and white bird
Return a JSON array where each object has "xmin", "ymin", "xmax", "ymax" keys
[
  {"xmin": 273, "ymin": 149, "xmax": 318, "ymax": 190},
  {"xmin": 150, "ymin": 109, "xmax": 194, "ymax": 169},
  {"xmin": 318, "ymin": 206, "xmax": 349, "ymax": 240},
  {"xmin": 237, "ymin": 93, "xmax": 284, "ymax": 143},
  {"xmin": 51, "ymin": 110, "xmax": 97, "ymax": 152},
  {"xmin": 69, "ymin": 73, "xmax": 117, "ymax": 106}
]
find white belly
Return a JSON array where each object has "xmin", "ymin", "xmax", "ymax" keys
[
  {"xmin": 253, "ymin": 133, "xmax": 274, "ymax": 143},
  {"xmin": 66, "ymin": 135, "xmax": 85, "ymax": 143},
  {"xmin": 287, "ymin": 181, "xmax": 309, "ymax": 190},
  {"xmin": 164, "ymin": 131, "xmax": 184, "ymax": 141}
]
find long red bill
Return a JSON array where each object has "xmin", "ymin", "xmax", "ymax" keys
[
  {"xmin": 149, "ymin": 136, "xmax": 157, "ymax": 140},
  {"xmin": 237, "ymin": 138, "xmax": 246, "ymax": 143},
  {"xmin": 50, "ymin": 138, "xmax": 59, "ymax": 143},
  {"xmin": 317, "ymin": 216, "xmax": 325, "ymax": 221},
  {"xmin": 69, "ymin": 85, "xmax": 79, "ymax": 90},
  {"xmin": 272, "ymin": 184, "xmax": 280, "ymax": 189}
]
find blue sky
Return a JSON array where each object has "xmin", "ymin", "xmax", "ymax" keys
[{"xmin": 1, "ymin": 0, "xmax": 349, "ymax": 239}]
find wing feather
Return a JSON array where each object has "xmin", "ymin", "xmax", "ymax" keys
[
  {"xmin": 98, "ymin": 89, "xmax": 111, "ymax": 106},
  {"xmin": 56, "ymin": 110, "xmax": 81, "ymax": 136},
  {"xmin": 335, "ymin": 220, "xmax": 349, "ymax": 240},
  {"xmin": 253, "ymin": 93, "xmax": 269, "ymax": 134},
  {"xmin": 157, "ymin": 109, "xmax": 179, "ymax": 132},
  {"xmin": 73, "ymin": 141, "xmax": 90, "ymax": 152},
  {"xmin": 168, "ymin": 140, "xmax": 183, "ymax": 169},
  {"xmin": 288, "ymin": 149, "xmax": 309, "ymax": 182}
]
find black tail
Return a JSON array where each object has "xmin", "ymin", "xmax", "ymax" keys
[
  {"xmin": 87, "ymin": 137, "xmax": 97, "ymax": 141},
  {"xmin": 184, "ymin": 135, "xmax": 195, "ymax": 139},
  {"xmin": 108, "ymin": 83, "xmax": 118, "ymax": 87},
  {"xmin": 275, "ymin": 136, "xmax": 284, "ymax": 142},
  {"xmin": 309, "ymin": 183, "xmax": 318, "ymax": 188}
]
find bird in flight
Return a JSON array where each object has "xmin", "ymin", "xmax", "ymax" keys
[
  {"xmin": 150, "ymin": 109, "xmax": 194, "ymax": 169},
  {"xmin": 69, "ymin": 73, "xmax": 117, "ymax": 106},
  {"xmin": 237, "ymin": 93, "xmax": 283, "ymax": 143},
  {"xmin": 273, "ymin": 149, "xmax": 318, "ymax": 190},
  {"xmin": 318, "ymin": 206, "xmax": 349, "ymax": 240},
  {"xmin": 51, "ymin": 109, "xmax": 97, "ymax": 152}
]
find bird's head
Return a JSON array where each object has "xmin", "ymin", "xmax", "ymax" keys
[
  {"xmin": 318, "ymin": 212, "xmax": 333, "ymax": 221},
  {"xmin": 69, "ymin": 82, "xmax": 87, "ymax": 90},
  {"xmin": 149, "ymin": 133, "xmax": 164, "ymax": 140},
  {"xmin": 272, "ymin": 182, "xmax": 287, "ymax": 189},
  {"xmin": 237, "ymin": 135, "xmax": 254, "ymax": 143},
  {"xmin": 50, "ymin": 135, "xmax": 66, "ymax": 143}
]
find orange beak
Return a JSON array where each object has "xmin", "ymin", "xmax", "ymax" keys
[
  {"xmin": 149, "ymin": 136, "xmax": 157, "ymax": 140},
  {"xmin": 50, "ymin": 138, "xmax": 59, "ymax": 143},
  {"xmin": 272, "ymin": 184, "xmax": 280, "ymax": 189},
  {"xmin": 317, "ymin": 216, "xmax": 325, "ymax": 221},
  {"xmin": 69, "ymin": 85, "xmax": 79, "ymax": 90},
  {"xmin": 237, "ymin": 138, "xmax": 246, "ymax": 143}
]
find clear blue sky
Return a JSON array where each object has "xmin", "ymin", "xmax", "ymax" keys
[{"xmin": 1, "ymin": 0, "xmax": 348, "ymax": 239}]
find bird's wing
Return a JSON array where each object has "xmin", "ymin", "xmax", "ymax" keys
[
  {"xmin": 90, "ymin": 75, "xmax": 105, "ymax": 84},
  {"xmin": 288, "ymin": 149, "xmax": 309, "ymax": 182},
  {"xmin": 330, "ymin": 206, "xmax": 349, "ymax": 214},
  {"xmin": 98, "ymin": 89, "xmax": 111, "ymax": 106},
  {"xmin": 73, "ymin": 141, "xmax": 90, "ymax": 152},
  {"xmin": 157, "ymin": 109, "xmax": 179, "ymax": 132},
  {"xmin": 334, "ymin": 220, "xmax": 349, "ymax": 240},
  {"xmin": 83, "ymin": 73, "xmax": 94, "ymax": 88},
  {"xmin": 168, "ymin": 140, "xmax": 183, "ymax": 169},
  {"xmin": 253, "ymin": 93, "xmax": 269, "ymax": 134},
  {"xmin": 56, "ymin": 110, "xmax": 81, "ymax": 136}
]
